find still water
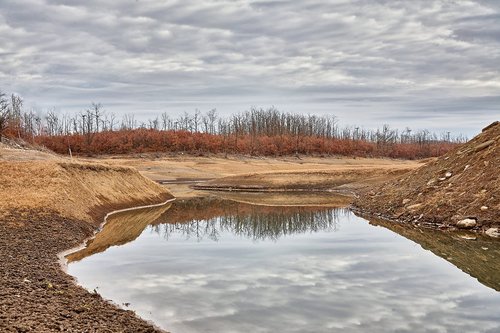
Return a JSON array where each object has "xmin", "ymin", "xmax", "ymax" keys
[{"xmin": 67, "ymin": 198, "xmax": 500, "ymax": 333}]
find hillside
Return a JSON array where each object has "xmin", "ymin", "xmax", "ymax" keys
[
  {"xmin": 354, "ymin": 121, "xmax": 499, "ymax": 235},
  {"xmin": 0, "ymin": 145, "xmax": 173, "ymax": 332}
]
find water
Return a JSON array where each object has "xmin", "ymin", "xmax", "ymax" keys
[{"xmin": 67, "ymin": 198, "xmax": 500, "ymax": 333}]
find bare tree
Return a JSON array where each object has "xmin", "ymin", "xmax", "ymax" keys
[{"xmin": 0, "ymin": 91, "xmax": 10, "ymax": 142}]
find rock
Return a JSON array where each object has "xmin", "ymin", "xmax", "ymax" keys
[
  {"xmin": 464, "ymin": 164, "xmax": 470, "ymax": 171},
  {"xmin": 482, "ymin": 121, "xmax": 499, "ymax": 132},
  {"xmin": 438, "ymin": 177, "xmax": 446, "ymax": 181},
  {"xmin": 445, "ymin": 172, "xmax": 452, "ymax": 178},
  {"xmin": 485, "ymin": 228, "xmax": 500, "ymax": 238},
  {"xmin": 456, "ymin": 218, "xmax": 477, "ymax": 229},
  {"xmin": 474, "ymin": 140, "xmax": 495, "ymax": 152},
  {"xmin": 402, "ymin": 199, "xmax": 411, "ymax": 205},
  {"xmin": 407, "ymin": 203, "xmax": 422, "ymax": 210},
  {"xmin": 459, "ymin": 235, "xmax": 476, "ymax": 240},
  {"xmin": 480, "ymin": 206, "xmax": 488, "ymax": 211}
]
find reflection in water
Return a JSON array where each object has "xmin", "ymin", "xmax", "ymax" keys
[
  {"xmin": 152, "ymin": 207, "xmax": 344, "ymax": 242},
  {"xmin": 66, "ymin": 203, "xmax": 172, "ymax": 263},
  {"xmin": 67, "ymin": 197, "xmax": 500, "ymax": 333},
  {"xmin": 366, "ymin": 216, "xmax": 500, "ymax": 291}
]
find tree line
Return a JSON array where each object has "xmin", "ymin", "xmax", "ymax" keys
[{"xmin": 0, "ymin": 90, "xmax": 466, "ymax": 159}]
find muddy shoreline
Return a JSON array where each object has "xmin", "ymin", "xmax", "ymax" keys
[{"xmin": 0, "ymin": 196, "xmax": 172, "ymax": 333}]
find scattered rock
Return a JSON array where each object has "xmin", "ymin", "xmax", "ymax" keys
[
  {"xmin": 485, "ymin": 228, "xmax": 500, "ymax": 238},
  {"xmin": 402, "ymin": 199, "xmax": 411, "ymax": 205},
  {"xmin": 456, "ymin": 218, "xmax": 477, "ymax": 229},
  {"xmin": 464, "ymin": 164, "xmax": 470, "ymax": 171},
  {"xmin": 480, "ymin": 206, "xmax": 488, "ymax": 211},
  {"xmin": 445, "ymin": 172, "xmax": 452, "ymax": 178}
]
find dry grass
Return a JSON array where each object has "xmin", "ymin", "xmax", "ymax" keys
[
  {"xmin": 1, "ymin": 143, "xmax": 421, "ymax": 217},
  {"xmin": 0, "ymin": 158, "xmax": 172, "ymax": 223}
]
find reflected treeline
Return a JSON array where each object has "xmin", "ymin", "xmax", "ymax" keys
[
  {"xmin": 151, "ymin": 198, "xmax": 347, "ymax": 242},
  {"xmin": 67, "ymin": 196, "xmax": 346, "ymax": 262}
]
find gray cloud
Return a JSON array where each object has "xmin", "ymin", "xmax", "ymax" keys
[
  {"xmin": 1, "ymin": 0, "xmax": 499, "ymax": 136},
  {"xmin": 68, "ymin": 211, "xmax": 500, "ymax": 333}
]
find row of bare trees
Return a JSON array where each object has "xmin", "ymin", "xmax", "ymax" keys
[{"xmin": 0, "ymin": 89, "xmax": 467, "ymax": 155}]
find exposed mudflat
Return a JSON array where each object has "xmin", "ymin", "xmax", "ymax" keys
[{"xmin": 0, "ymin": 209, "xmax": 164, "ymax": 332}]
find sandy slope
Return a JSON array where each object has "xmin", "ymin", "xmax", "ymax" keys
[{"xmin": 0, "ymin": 144, "xmax": 173, "ymax": 332}]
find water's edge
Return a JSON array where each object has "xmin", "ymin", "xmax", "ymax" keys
[{"xmin": 58, "ymin": 198, "xmax": 177, "ymax": 273}]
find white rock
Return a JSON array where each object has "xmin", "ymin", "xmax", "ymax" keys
[
  {"xmin": 485, "ymin": 228, "xmax": 500, "ymax": 238},
  {"xmin": 480, "ymin": 206, "xmax": 488, "ymax": 211},
  {"xmin": 459, "ymin": 235, "xmax": 476, "ymax": 240},
  {"xmin": 445, "ymin": 172, "xmax": 452, "ymax": 178},
  {"xmin": 456, "ymin": 218, "xmax": 477, "ymax": 229}
]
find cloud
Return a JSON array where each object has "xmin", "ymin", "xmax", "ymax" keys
[
  {"xmin": 68, "ymin": 211, "xmax": 500, "ymax": 333},
  {"xmin": 0, "ymin": 0, "xmax": 498, "ymax": 135}
]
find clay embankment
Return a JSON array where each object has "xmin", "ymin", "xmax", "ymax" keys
[
  {"xmin": 0, "ymin": 155, "xmax": 173, "ymax": 332},
  {"xmin": 354, "ymin": 121, "xmax": 499, "ymax": 235}
]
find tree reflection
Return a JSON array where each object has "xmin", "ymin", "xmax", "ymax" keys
[{"xmin": 151, "ymin": 205, "xmax": 346, "ymax": 242}]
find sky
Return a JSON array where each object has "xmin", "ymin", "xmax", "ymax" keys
[{"xmin": 1, "ymin": 0, "xmax": 499, "ymax": 136}]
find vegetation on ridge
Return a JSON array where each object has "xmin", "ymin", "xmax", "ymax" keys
[{"xmin": 1, "ymin": 90, "xmax": 465, "ymax": 159}]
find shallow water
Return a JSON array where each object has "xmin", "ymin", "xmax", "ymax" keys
[{"xmin": 68, "ymin": 199, "xmax": 500, "ymax": 333}]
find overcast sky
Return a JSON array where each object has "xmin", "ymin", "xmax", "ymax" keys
[{"xmin": 1, "ymin": 0, "xmax": 499, "ymax": 136}]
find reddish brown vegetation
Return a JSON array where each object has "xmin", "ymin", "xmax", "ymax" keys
[{"xmin": 34, "ymin": 129, "xmax": 457, "ymax": 159}]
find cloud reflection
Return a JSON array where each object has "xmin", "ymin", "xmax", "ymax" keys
[{"xmin": 68, "ymin": 208, "xmax": 500, "ymax": 333}]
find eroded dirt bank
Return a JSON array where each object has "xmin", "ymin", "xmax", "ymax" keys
[
  {"xmin": 354, "ymin": 121, "xmax": 499, "ymax": 234},
  {"xmin": 0, "ymin": 157, "xmax": 173, "ymax": 332}
]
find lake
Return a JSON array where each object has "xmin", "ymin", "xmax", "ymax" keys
[{"xmin": 67, "ymin": 197, "xmax": 500, "ymax": 333}]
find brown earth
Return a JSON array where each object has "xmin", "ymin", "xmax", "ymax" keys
[
  {"xmin": 92, "ymin": 154, "xmax": 421, "ymax": 200},
  {"xmin": 1, "ymin": 139, "xmax": 460, "ymax": 332},
  {"xmin": 192, "ymin": 168, "xmax": 412, "ymax": 194},
  {"xmin": 0, "ymin": 210, "xmax": 168, "ymax": 332},
  {"xmin": 0, "ymin": 144, "xmax": 173, "ymax": 332},
  {"xmin": 354, "ymin": 121, "xmax": 499, "ymax": 234}
]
